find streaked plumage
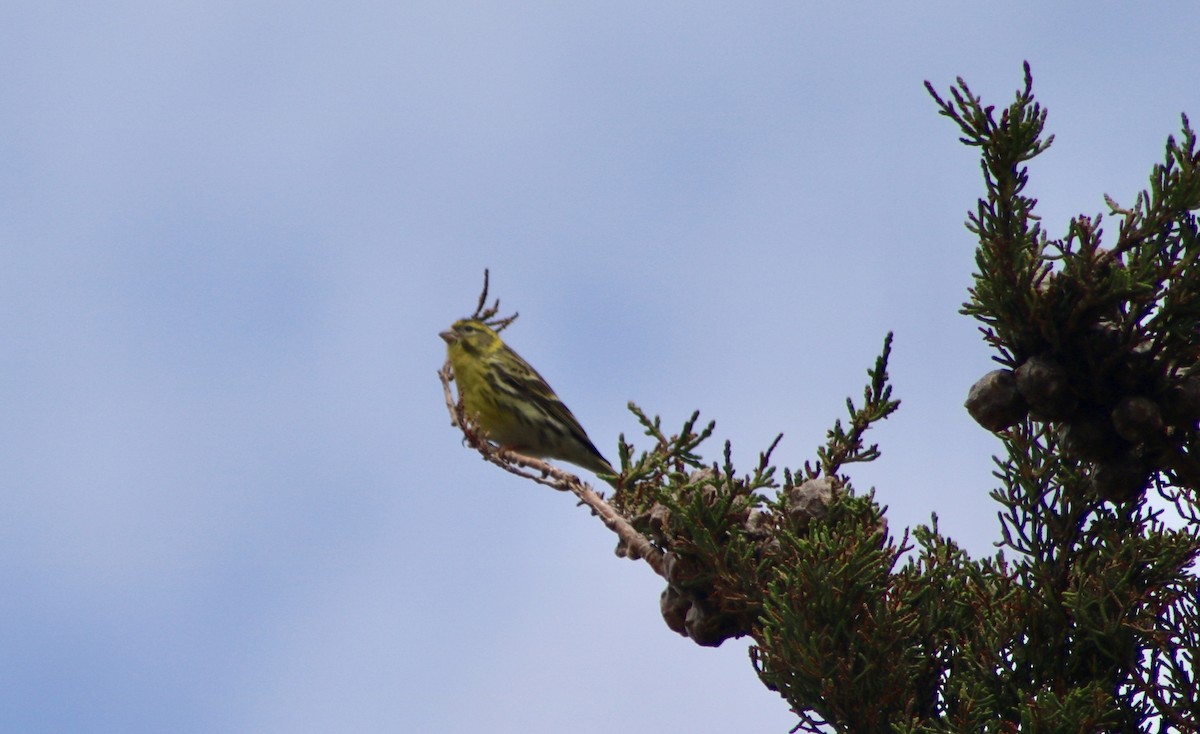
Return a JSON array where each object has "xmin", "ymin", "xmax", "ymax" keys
[{"xmin": 440, "ymin": 318, "xmax": 616, "ymax": 479}]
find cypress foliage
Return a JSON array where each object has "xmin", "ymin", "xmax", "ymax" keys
[{"xmin": 444, "ymin": 64, "xmax": 1199, "ymax": 733}]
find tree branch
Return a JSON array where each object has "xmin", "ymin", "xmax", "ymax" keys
[{"xmin": 439, "ymin": 362, "xmax": 666, "ymax": 578}]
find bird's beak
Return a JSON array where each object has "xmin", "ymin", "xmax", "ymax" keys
[{"xmin": 439, "ymin": 329, "xmax": 457, "ymax": 345}]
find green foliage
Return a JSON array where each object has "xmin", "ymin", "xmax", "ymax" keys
[
  {"xmin": 752, "ymin": 492, "xmax": 909, "ymax": 732},
  {"xmin": 612, "ymin": 334, "xmax": 899, "ymax": 650},
  {"xmin": 816, "ymin": 333, "xmax": 900, "ymax": 476},
  {"xmin": 613, "ymin": 65, "xmax": 1199, "ymax": 733},
  {"xmin": 448, "ymin": 63, "xmax": 1200, "ymax": 734},
  {"xmin": 926, "ymin": 63, "xmax": 1200, "ymax": 732}
]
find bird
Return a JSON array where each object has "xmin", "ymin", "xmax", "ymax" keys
[{"xmin": 440, "ymin": 318, "xmax": 617, "ymax": 480}]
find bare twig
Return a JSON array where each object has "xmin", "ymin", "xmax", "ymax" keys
[
  {"xmin": 439, "ymin": 362, "xmax": 665, "ymax": 577},
  {"xmin": 473, "ymin": 268, "xmax": 491, "ymax": 316}
]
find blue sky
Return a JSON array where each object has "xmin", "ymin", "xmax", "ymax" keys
[{"xmin": 2, "ymin": 3, "xmax": 1198, "ymax": 732}]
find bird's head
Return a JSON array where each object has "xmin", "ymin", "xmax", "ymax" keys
[{"xmin": 440, "ymin": 318, "xmax": 503, "ymax": 356}]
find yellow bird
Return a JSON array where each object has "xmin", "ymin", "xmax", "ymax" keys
[{"xmin": 440, "ymin": 319, "xmax": 616, "ymax": 480}]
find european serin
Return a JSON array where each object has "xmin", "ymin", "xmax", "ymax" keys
[{"xmin": 440, "ymin": 318, "xmax": 616, "ymax": 479}]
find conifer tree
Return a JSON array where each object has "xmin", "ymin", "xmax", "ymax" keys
[{"xmin": 441, "ymin": 64, "xmax": 1199, "ymax": 733}]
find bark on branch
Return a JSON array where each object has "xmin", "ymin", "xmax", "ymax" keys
[{"xmin": 439, "ymin": 363, "xmax": 666, "ymax": 578}]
